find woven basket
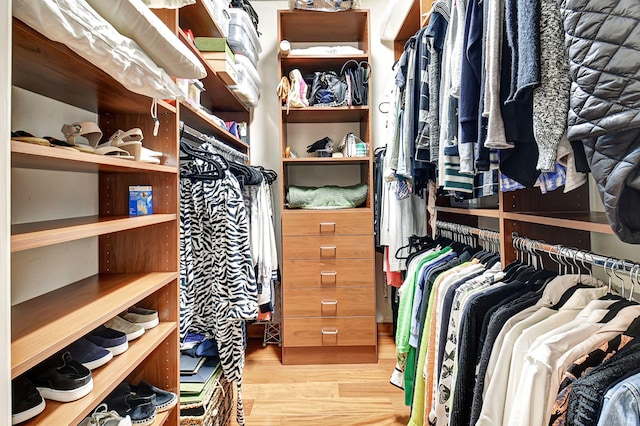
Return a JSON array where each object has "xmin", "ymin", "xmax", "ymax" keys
[{"xmin": 180, "ymin": 377, "xmax": 233, "ymax": 426}]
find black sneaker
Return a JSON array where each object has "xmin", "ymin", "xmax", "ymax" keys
[
  {"xmin": 26, "ymin": 352, "xmax": 93, "ymax": 402},
  {"xmin": 130, "ymin": 380, "xmax": 177, "ymax": 413},
  {"xmin": 104, "ymin": 383, "xmax": 156, "ymax": 426},
  {"xmin": 11, "ymin": 376, "xmax": 45, "ymax": 425}
]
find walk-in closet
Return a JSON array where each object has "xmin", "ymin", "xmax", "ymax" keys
[{"xmin": 3, "ymin": 0, "xmax": 640, "ymax": 425}]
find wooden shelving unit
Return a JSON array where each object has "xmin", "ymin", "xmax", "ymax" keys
[
  {"xmin": 8, "ymin": 1, "xmax": 247, "ymax": 424},
  {"xmin": 278, "ymin": 9, "xmax": 376, "ymax": 365}
]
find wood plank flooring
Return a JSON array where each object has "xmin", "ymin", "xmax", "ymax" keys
[{"xmin": 232, "ymin": 334, "xmax": 410, "ymax": 426}]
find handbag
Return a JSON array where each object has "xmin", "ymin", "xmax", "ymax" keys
[
  {"xmin": 307, "ymin": 71, "xmax": 349, "ymax": 107},
  {"xmin": 340, "ymin": 60, "xmax": 370, "ymax": 106}
]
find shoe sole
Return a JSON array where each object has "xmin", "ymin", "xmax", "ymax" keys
[
  {"xmin": 132, "ymin": 412, "xmax": 156, "ymax": 426},
  {"xmin": 12, "ymin": 398, "xmax": 45, "ymax": 425},
  {"xmin": 105, "ymin": 340, "xmax": 129, "ymax": 356},
  {"xmin": 135, "ymin": 318, "xmax": 159, "ymax": 330},
  {"xmin": 82, "ymin": 351, "xmax": 113, "ymax": 370},
  {"xmin": 156, "ymin": 394, "xmax": 178, "ymax": 412},
  {"xmin": 37, "ymin": 380, "xmax": 93, "ymax": 402},
  {"xmin": 125, "ymin": 327, "xmax": 145, "ymax": 341}
]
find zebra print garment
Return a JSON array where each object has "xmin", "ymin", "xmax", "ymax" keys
[{"xmin": 179, "ymin": 146, "xmax": 258, "ymax": 425}]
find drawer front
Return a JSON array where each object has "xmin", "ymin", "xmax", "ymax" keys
[
  {"xmin": 283, "ymin": 259, "xmax": 374, "ymax": 288},
  {"xmin": 282, "ymin": 235, "xmax": 374, "ymax": 260},
  {"xmin": 284, "ymin": 317, "xmax": 376, "ymax": 347},
  {"xmin": 282, "ymin": 210, "xmax": 373, "ymax": 236},
  {"xmin": 283, "ymin": 287, "xmax": 375, "ymax": 317}
]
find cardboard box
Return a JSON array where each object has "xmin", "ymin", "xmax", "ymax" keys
[
  {"xmin": 129, "ymin": 185, "xmax": 153, "ymax": 216},
  {"xmin": 205, "ymin": 58, "xmax": 238, "ymax": 85}
]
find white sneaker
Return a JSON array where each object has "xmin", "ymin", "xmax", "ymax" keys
[{"xmin": 79, "ymin": 404, "xmax": 132, "ymax": 426}]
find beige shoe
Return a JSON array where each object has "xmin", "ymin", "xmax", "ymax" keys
[
  {"xmin": 121, "ymin": 307, "xmax": 159, "ymax": 330},
  {"xmin": 104, "ymin": 316, "xmax": 145, "ymax": 341}
]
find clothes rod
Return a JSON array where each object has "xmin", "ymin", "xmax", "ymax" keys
[
  {"xmin": 180, "ymin": 122, "xmax": 248, "ymax": 163},
  {"xmin": 435, "ymin": 220, "xmax": 500, "ymax": 243},
  {"xmin": 511, "ymin": 232, "xmax": 640, "ymax": 275}
]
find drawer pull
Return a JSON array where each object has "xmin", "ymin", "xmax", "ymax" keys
[
  {"xmin": 321, "ymin": 299, "xmax": 338, "ymax": 305},
  {"xmin": 320, "ymin": 271, "xmax": 337, "ymax": 285},
  {"xmin": 321, "ymin": 328, "xmax": 339, "ymax": 335},
  {"xmin": 319, "ymin": 222, "xmax": 336, "ymax": 233},
  {"xmin": 320, "ymin": 246, "xmax": 337, "ymax": 258}
]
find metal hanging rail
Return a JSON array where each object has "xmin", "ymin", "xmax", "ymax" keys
[
  {"xmin": 435, "ymin": 220, "xmax": 501, "ymax": 253},
  {"xmin": 511, "ymin": 232, "xmax": 640, "ymax": 278},
  {"xmin": 180, "ymin": 121, "xmax": 249, "ymax": 164}
]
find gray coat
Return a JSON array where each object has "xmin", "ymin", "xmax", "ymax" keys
[{"xmin": 560, "ymin": 0, "xmax": 640, "ymax": 243}]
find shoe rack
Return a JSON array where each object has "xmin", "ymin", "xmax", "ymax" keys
[
  {"xmin": 277, "ymin": 9, "xmax": 377, "ymax": 365},
  {"xmin": 9, "ymin": 2, "xmax": 249, "ymax": 424}
]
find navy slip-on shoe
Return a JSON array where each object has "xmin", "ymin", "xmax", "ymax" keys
[
  {"xmin": 130, "ymin": 380, "xmax": 177, "ymax": 413},
  {"xmin": 64, "ymin": 338, "xmax": 113, "ymax": 370},
  {"xmin": 86, "ymin": 325, "xmax": 129, "ymax": 356}
]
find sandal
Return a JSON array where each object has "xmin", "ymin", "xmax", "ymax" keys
[
  {"xmin": 105, "ymin": 129, "xmax": 144, "ymax": 160},
  {"xmin": 60, "ymin": 122, "xmax": 103, "ymax": 150},
  {"xmin": 11, "ymin": 131, "xmax": 51, "ymax": 147}
]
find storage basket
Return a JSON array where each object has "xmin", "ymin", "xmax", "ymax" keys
[{"xmin": 180, "ymin": 377, "xmax": 233, "ymax": 426}]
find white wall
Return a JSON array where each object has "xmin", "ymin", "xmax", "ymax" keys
[
  {"xmin": 1, "ymin": 0, "xmax": 11, "ymax": 422},
  {"xmin": 251, "ymin": 0, "xmax": 396, "ymax": 322}
]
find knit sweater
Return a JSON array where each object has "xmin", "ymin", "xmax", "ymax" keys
[{"xmin": 532, "ymin": 0, "xmax": 571, "ymax": 172}]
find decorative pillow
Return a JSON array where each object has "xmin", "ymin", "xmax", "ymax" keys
[
  {"xmin": 14, "ymin": 0, "xmax": 183, "ymax": 100},
  {"xmin": 85, "ymin": 0, "xmax": 206, "ymax": 79},
  {"xmin": 287, "ymin": 183, "xmax": 368, "ymax": 209}
]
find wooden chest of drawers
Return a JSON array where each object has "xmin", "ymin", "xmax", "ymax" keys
[{"xmin": 281, "ymin": 209, "xmax": 377, "ymax": 364}]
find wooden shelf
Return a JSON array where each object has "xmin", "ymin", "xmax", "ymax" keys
[
  {"xmin": 280, "ymin": 10, "xmax": 369, "ymax": 45},
  {"xmin": 179, "ymin": 0, "xmax": 226, "ymax": 38},
  {"xmin": 11, "ymin": 141, "xmax": 177, "ymax": 174},
  {"xmin": 281, "ymin": 54, "xmax": 369, "ymax": 73},
  {"xmin": 178, "ymin": 29, "xmax": 249, "ymax": 115},
  {"xmin": 437, "ymin": 206, "xmax": 501, "ymax": 219},
  {"xmin": 179, "ymin": 101, "xmax": 249, "ymax": 152},
  {"xmin": 283, "ymin": 207, "xmax": 373, "ymax": 214},
  {"xmin": 12, "ymin": 214, "xmax": 177, "ymax": 252},
  {"xmin": 502, "ymin": 211, "xmax": 614, "ymax": 234},
  {"xmin": 283, "ymin": 157, "xmax": 369, "ymax": 165},
  {"xmin": 21, "ymin": 323, "xmax": 176, "ymax": 426},
  {"xmin": 282, "ymin": 106, "xmax": 369, "ymax": 123},
  {"xmin": 12, "ymin": 272, "xmax": 178, "ymax": 377},
  {"xmin": 12, "ymin": 19, "xmax": 174, "ymax": 115}
]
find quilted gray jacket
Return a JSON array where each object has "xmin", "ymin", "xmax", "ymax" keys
[{"xmin": 560, "ymin": 0, "xmax": 640, "ymax": 243}]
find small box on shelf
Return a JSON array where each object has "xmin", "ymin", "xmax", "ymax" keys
[{"xmin": 129, "ymin": 186, "xmax": 153, "ymax": 216}]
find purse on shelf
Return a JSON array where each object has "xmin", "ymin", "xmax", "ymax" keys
[
  {"xmin": 307, "ymin": 71, "xmax": 349, "ymax": 107},
  {"xmin": 340, "ymin": 60, "xmax": 370, "ymax": 106}
]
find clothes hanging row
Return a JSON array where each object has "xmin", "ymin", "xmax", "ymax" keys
[{"xmin": 397, "ymin": 228, "xmax": 640, "ymax": 426}]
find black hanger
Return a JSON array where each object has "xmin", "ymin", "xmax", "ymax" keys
[
  {"xmin": 179, "ymin": 139, "xmax": 227, "ymax": 181},
  {"xmin": 598, "ymin": 298, "xmax": 637, "ymax": 324},
  {"xmin": 549, "ymin": 283, "xmax": 591, "ymax": 310}
]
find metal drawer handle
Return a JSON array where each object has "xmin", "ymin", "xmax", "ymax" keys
[
  {"xmin": 320, "ymin": 271, "xmax": 337, "ymax": 285},
  {"xmin": 321, "ymin": 328, "xmax": 339, "ymax": 335},
  {"xmin": 320, "ymin": 246, "xmax": 337, "ymax": 258},
  {"xmin": 321, "ymin": 299, "xmax": 338, "ymax": 305},
  {"xmin": 320, "ymin": 222, "xmax": 336, "ymax": 233}
]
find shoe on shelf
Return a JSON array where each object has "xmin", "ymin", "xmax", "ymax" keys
[
  {"xmin": 26, "ymin": 352, "xmax": 93, "ymax": 402},
  {"xmin": 103, "ymin": 316, "xmax": 145, "ymax": 341},
  {"xmin": 130, "ymin": 380, "xmax": 177, "ymax": 413},
  {"xmin": 12, "ymin": 376, "xmax": 45, "ymax": 425},
  {"xmin": 78, "ymin": 403, "xmax": 132, "ymax": 426},
  {"xmin": 86, "ymin": 325, "xmax": 129, "ymax": 356},
  {"xmin": 121, "ymin": 306, "xmax": 159, "ymax": 330},
  {"xmin": 104, "ymin": 383, "xmax": 156, "ymax": 426},
  {"xmin": 63, "ymin": 338, "xmax": 113, "ymax": 370}
]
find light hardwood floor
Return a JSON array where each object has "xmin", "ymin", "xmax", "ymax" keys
[{"xmin": 233, "ymin": 333, "xmax": 410, "ymax": 426}]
